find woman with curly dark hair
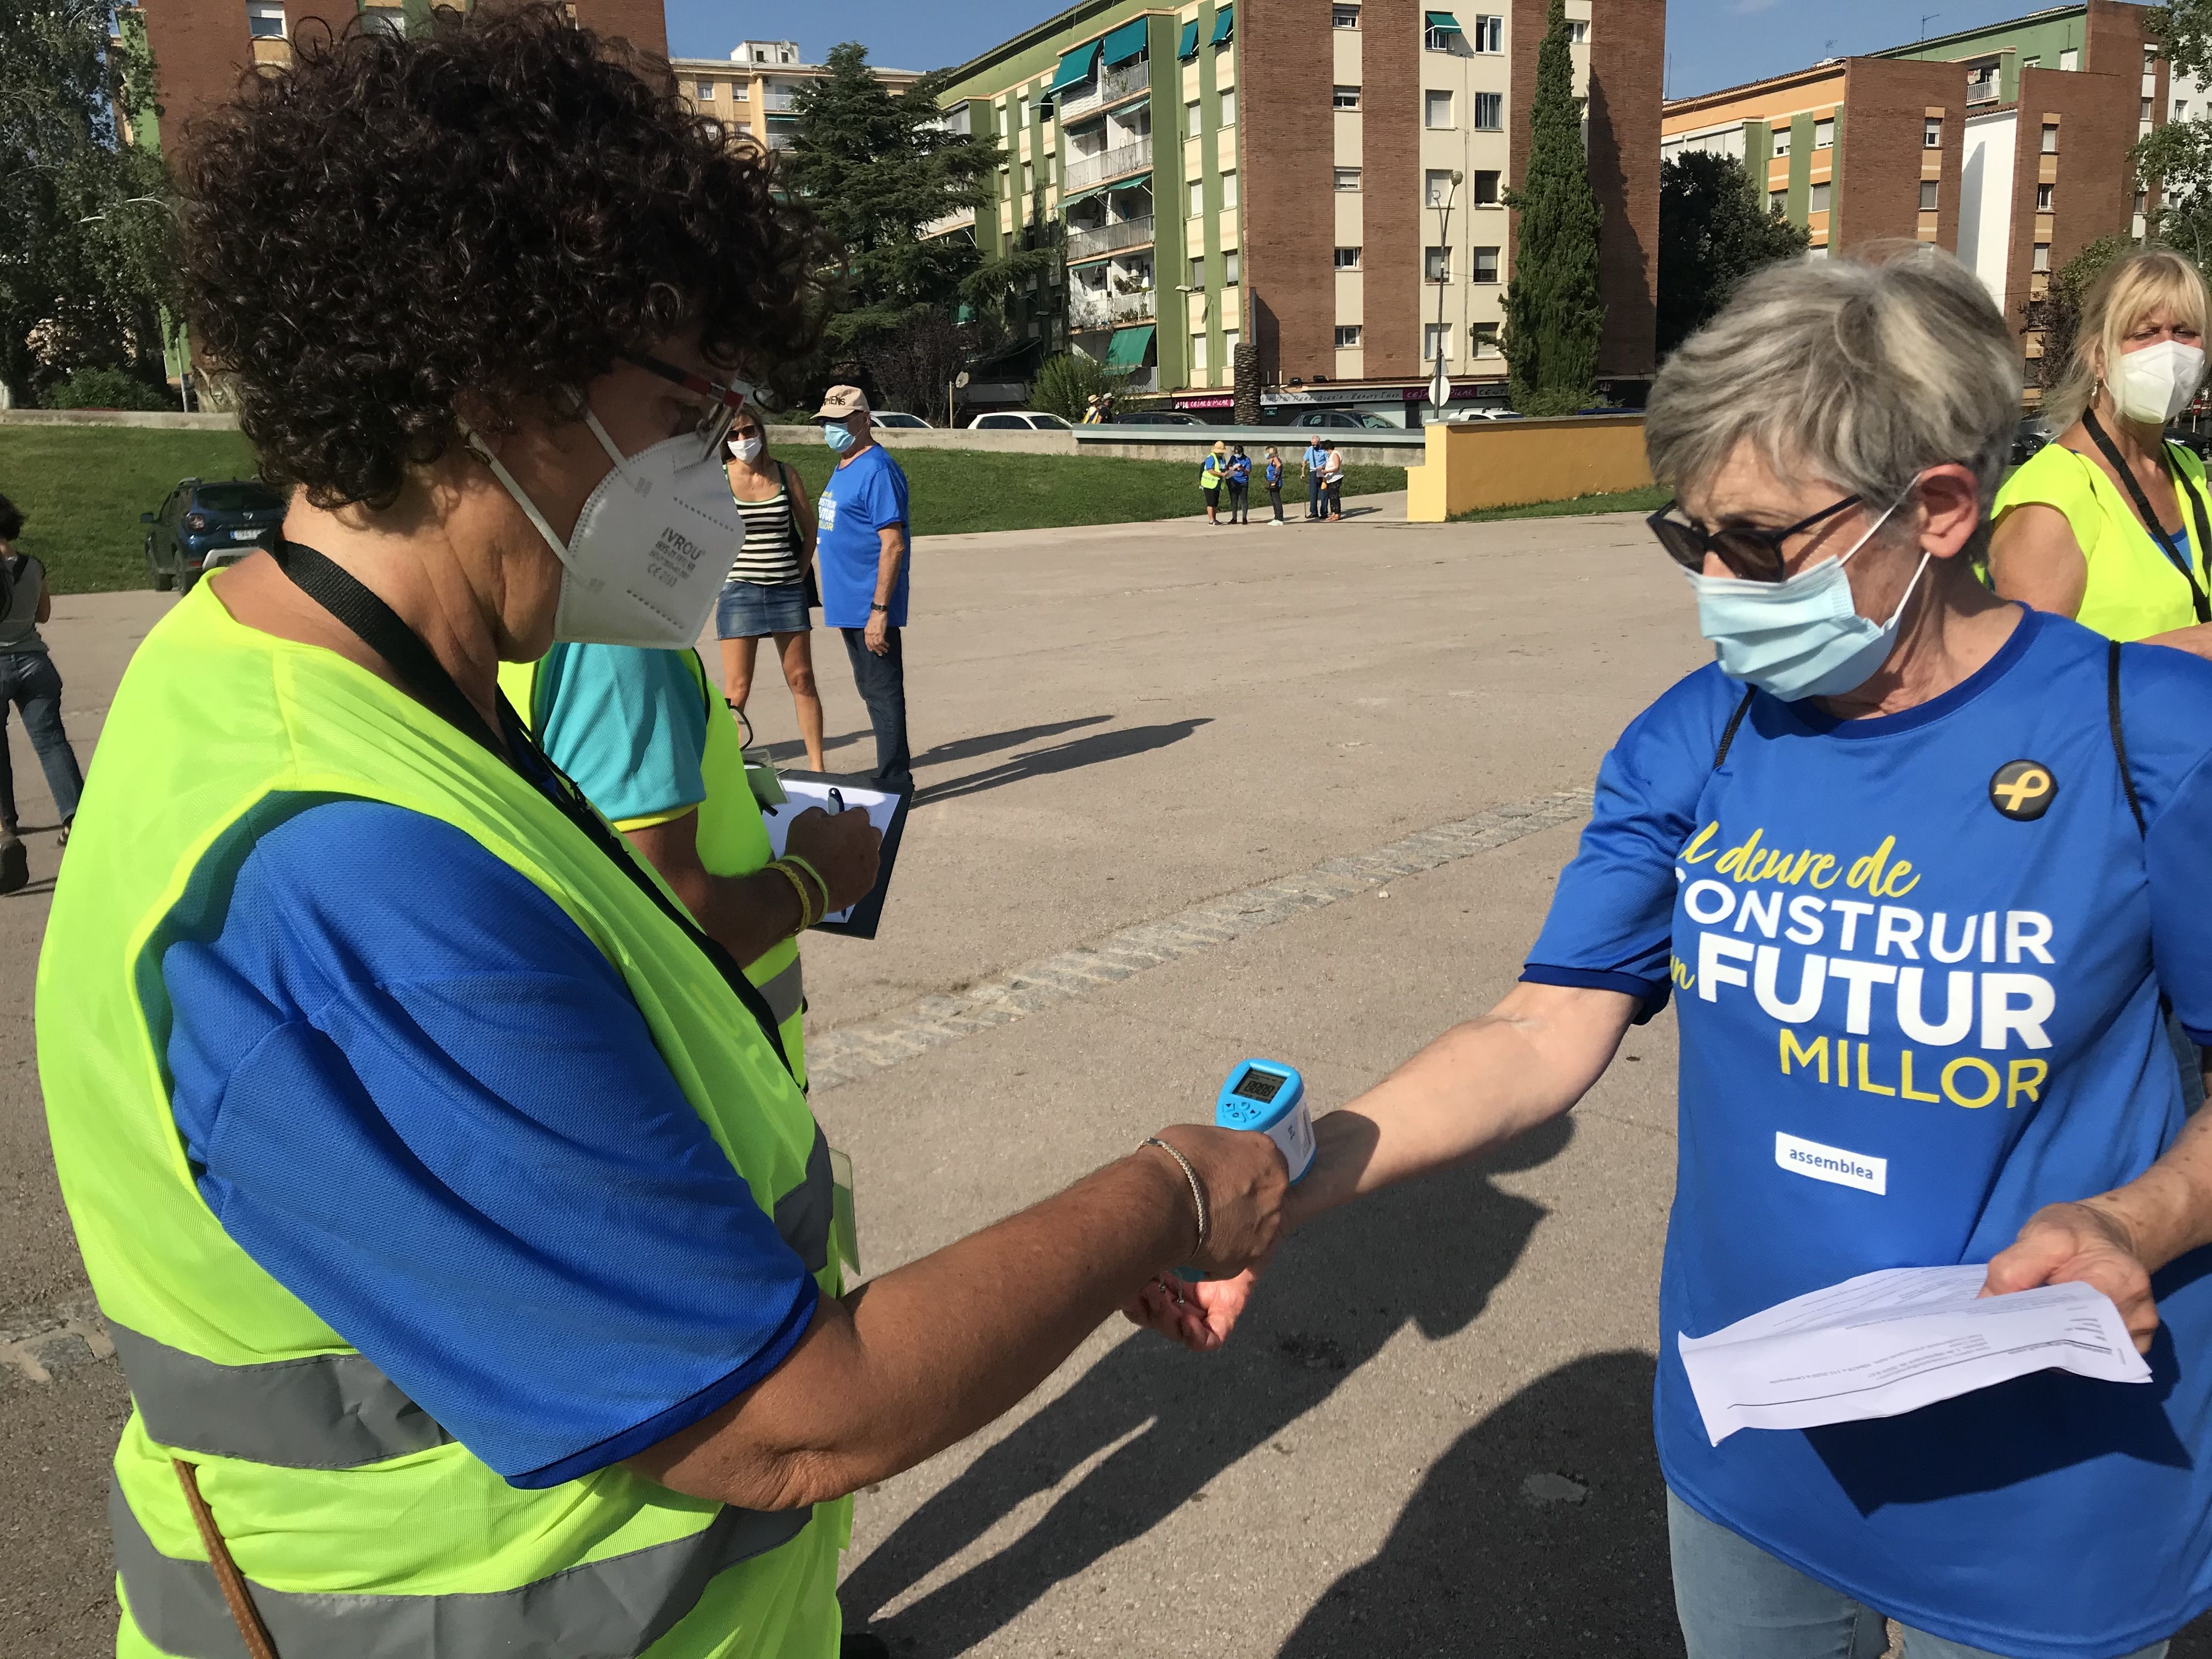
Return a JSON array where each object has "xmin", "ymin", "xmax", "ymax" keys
[{"xmin": 34, "ymin": 12, "xmax": 1286, "ymax": 1659}]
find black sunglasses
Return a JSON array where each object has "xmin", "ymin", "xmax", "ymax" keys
[
  {"xmin": 618, "ymin": 350, "xmax": 754, "ymax": 462},
  {"xmin": 1647, "ymin": 493, "xmax": 1862, "ymax": 583}
]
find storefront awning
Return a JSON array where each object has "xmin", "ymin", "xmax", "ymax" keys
[
  {"xmin": 1177, "ymin": 19, "xmax": 1200, "ymax": 59},
  {"xmin": 1046, "ymin": 39, "xmax": 1103, "ymax": 97},
  {"xmin": 1211, "ymin": 5, "xmax": 1235, "ymax": 44},
  {"xmin": 1424, "ymin": 9, "xmax": 1463, "ymax": 29},
  {"xmin": 1106, "ymin": 324, "xmax": 1156, "ymax": 368},
  {"xmin": 1101, "ymin": 17, "xmax": 1149, "ymax": 65}
]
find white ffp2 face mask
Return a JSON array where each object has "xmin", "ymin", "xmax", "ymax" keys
[
  {"xmin": 727, "ymin": 435, "xmax": 764, "ymax": 464},
  {"xmin": 2116, "ymin": 338, "xmax": 2208, "ymax": 425},
  {"xmin": 466, "ymin": 408, "xmax": 744, "ymax": 650}
]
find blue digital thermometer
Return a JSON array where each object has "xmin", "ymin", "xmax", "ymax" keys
[{"xmin": 1215, "ymin": 1060, "xmax": 1314, "ymax": 1183}]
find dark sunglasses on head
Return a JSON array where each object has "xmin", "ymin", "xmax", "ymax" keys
[
  {"xmin": 1646, "ymin": 493, "xmax": 1862, "ymax": 583},
  {"xmin": 618, "ymin": 349, "xmax": 754, "ymax": 462}
]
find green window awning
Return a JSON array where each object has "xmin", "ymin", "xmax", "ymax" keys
[
  {"xmin": 1425, "ymin": 10, "xmax": 1464, "ymax": 29},
  {"xmin": 1046, "ymin": 39, "xmax": 1103, "ymax": 97},
  {"xmin": 1103, "ymin": 170, "xmax": 1152, "ymax": 192},
  {"xmin": 1105, "ymin": 324, "xmax": 1156, "ymax": 368},
  {"xmin": 1211, "ymin": 5, "xmax": 1235, "ymax": 44},
  {"xmin": 1102, "ymin": 18, "xmax": 1149, "ymax": 65},
  {"xmin": 1061, "ymin": 184, "xmax": 1110, "ymax": 215},
  {"xmin": 1177, "ymin": 20, "xmax": 1199, "ymax": 58}
]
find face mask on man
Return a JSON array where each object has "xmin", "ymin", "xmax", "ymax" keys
[
  {"xmin": 727, "ymin": 434, "xmax": 764, "ymax": 464},
  {"xmin": 1682, "ymin": 490, "xmax": 1930, "ymax": 702},
  {"xmin": 824, "ymin": 422, "xmax": 859, "ymax": 455},
  {"xmin": 463, "ymin": 405, "xmax": 746, "ymax": 650},
  {"xmin": 2115, "ymin": 338, "xmax": 2208, "ymax": 425}
]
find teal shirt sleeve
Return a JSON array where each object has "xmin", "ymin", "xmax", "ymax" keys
[{"xmin": 532, "ymin": 644, "xmax": 708, "ymax": 825}]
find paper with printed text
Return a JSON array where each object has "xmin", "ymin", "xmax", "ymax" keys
[{"xmin": 1677, "ymin": 1265, "xmax": 2151, "ymax": 1446}]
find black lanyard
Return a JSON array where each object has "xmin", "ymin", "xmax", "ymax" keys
[
  {"xmin": 270, "ymin": 538, "xmax": 796, "ymax": 1082},
  {"xmin": 2083, "ymin": 410, "xmax": 2212, "ymax": 624}
]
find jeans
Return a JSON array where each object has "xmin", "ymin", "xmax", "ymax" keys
[
  {"xmin": 1227, "ymin": 482, "xmax": 1249, "ymax": 522},
  {"xmin": 1307, "ymin": 475, "xmax": 1323, "ymax": 518},
  {"xmin": 0, "ymin": 651, "xmax": 82, "ymax": 830},
  {"xmin": 1668, "ymin": 1492, "xmax": 2169, "ymax": 1659},
  {"xmin": 840, "ymin": 625, "xmax": 912, "ymax": 793},
  {"xmin": 1268, "ymin": 484, "xmax": 1284, "ymax": 522}
]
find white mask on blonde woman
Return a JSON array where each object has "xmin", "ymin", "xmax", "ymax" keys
[{"xmin": 2117, "ymin": 339, "xmax": 2208, "ymax": 425}]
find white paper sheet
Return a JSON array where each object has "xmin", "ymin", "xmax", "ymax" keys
[
  {"xmin": 759, "ymin": 778, "xmax": 900, "ymax": 926},
  {"xmin": 1677, "ymin": 1265, "xmax": 2151, "ymax": 1446}
]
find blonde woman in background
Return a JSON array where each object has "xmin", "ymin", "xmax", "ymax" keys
[{"xmin": 1988, "ymin": 248, "xmax": 2212, "ymax": 656}]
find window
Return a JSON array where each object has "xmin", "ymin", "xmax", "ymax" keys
[
  {"xmin": 2137, "ymin": 189, "xmax": 2151, "ymax": 215},
  {"xmin": 1190, "ymin": 255, "xmax": 1206, "ymax": 288},
  {"xmin": 1424, "ymin": 323, "xmax": 1452, "ymax": 362},
  {"xmin": 2145, "ymin": 98, "xmax": 2156, "ymax": 120},
  {"xmin": 1332, "ymin": 3, "xmax": 1360, "ymax": 25},
  {"xmin": 1188, "ymin": 179, "xmax": 1205, "ymax": 217},
  {"xmin": 2058, "ymin": 46, "xmax": 2079, "ymax": 71},
  {"xmin": 1474, "ymin": 92, "xmax": 1503, "ymax": 130},
  {"xmin": 1472, "ymin": 169, "xmax": 1500, "ymax": 206},
  {"xmin": 1769, "ymin": 188, "xmax": 1787, "ymax": 215},
  {"xmin": 360, "ymin": 6, "xmax": 405, "ymax": 36},
  {"xmin": 2041, "ymin": 121, "xmax": 2059, "ymax": 153},
  {"xmin": 1472, "ymin": 322, "xmax": 1501, "ymax": 357},
  {"xmin": 2180, "ymin": 100, "xmax": 2193, "ymax": 120},
  {"xmin": 1425, "ymin": 246, "xmax": 1451, "ymax": 281},
  {"xmin": 1568, "ymin": 19, "xmax": 1587, "ymax": 42},
  {"xmin": 1774, "ymin": 128, "xmax": 1792, "ymax": 157},
  {"xmin": 1425, "ymin": 168, "xmax": 1455, "ymax": 206},
  {"xmin": 1471, "ymin": 246, "xmax": 1499, "ymax": 283},
  {"xmin": 1222, "ymin": 328, "xmax": 1240, "ymax": 363},
  {"xmin": 1335, "ymin": 325, "xmax": 1362, "ymax": 347},
  {"xmin": 1335, "ymin": 246, "xmax": 1362, "ymax": 269},
  {"xmin": 1018, "ymin": 96, "xmax": 1031, "ymax": 130},
  {"xmin": 1187, "ymin": 99, "xmax": 1204, "ymax": 137},
  {"xmin": 1191, "ymin": 332, "xmax": 1209, "ymax": 370},
  {"xmin": 1425, "ymin": 90, "xmax": 1454, "ymax": 128},
  {"xmin": 2037, "ymin": 182, "xmax": 2055, "ymax": 211},
  {"xmin": 1334, "ymin": 86, "xmax": 1362, "ymax": 109},
  {"xmin": 2022, "ymin": 55, "xmax": 2039, "ymax": 70},
  {"xmin": 1335, "ymin": 166, "xmax": 1362, "ymax": 190},
  {"xmin": 1223, "ymin": 249, "xmax": 1240, "ymax": 284},
  {"xmin": 1473, "ymin": 14, "xmax": 1503, "ymax": 52},
  {"xmin": 1809, "ymin": 182, "xmax": 1830, "ymax": 212},
  {"xmin": 1046, "ymin": 155, "xmax": 1057, "ymax": 188},
  {"xmin": 1814, "ymin": 119, "xmax": 1834, "ymax": 149},
  {"xmin": 1221, "ymin": 89, "xmax": 1238, "ymax": 127},
  {"xmin": 2033, "ymin": 242, "xmax": 2051, "ymax": 273},
  {"xmin": 1921, "ymin": 179, "xmax": 1940, "ymax": 211},
  {"xmin": 1022, "ymin": 162, "xmax": 1034, "ymax": 194},
  {"xmin": 1221, "ymin": 171, "xmax": 1239, "ymax": 208},
  {"xmin": 1923, "ymin": 117, "xmax": 1942, "ymax": 148},
  {"xmin": 701, "ymin": 119, "xmax": 723, "ymax": 139},
  {"xmin": 247, "ymin": 2, "xmax": 286, "ymax": 37}
]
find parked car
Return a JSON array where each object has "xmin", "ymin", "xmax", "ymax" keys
[
  {"xmin": 2011, "ymin": 417, "xmax": 2054, "ymax": 467},
  {"xmin": 142, "ymin": 477, "xmax": 288, "ymax": 592},
  {"xmin": 2167, "ymin": 426, "xmax": 2212, "ymax": 461},
  {"xmin": 871, "ymin": 411, "xmax": 931, "ymax": 429},
  {"xmin": 966, "ymin": 411, "xmax": 1075, "ymax": 431},
  {"xmin": 1442, "ymin": 408, "xmax": 1526, "ymax": 424},
  {"xmin": 1270, "ymin": 408, "xmax": 1400, "ymax": 430},
  {"xmin": 1110, "ymin": 410, "xmax": 1204, "ymax": 426}
]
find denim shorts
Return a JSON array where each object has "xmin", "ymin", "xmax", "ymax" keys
[{"xmin": 715, "ymin": 578, "xmax": 810, "ymax": 639}]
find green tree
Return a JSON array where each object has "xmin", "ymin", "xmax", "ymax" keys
[
  {"xmin": 2028, "ymin": 234, "xmax": 2135, "ymax": 392},
  {"xmin": 1655, "ymin": 151, "xmax": 1808, "ymax": 358},
  {"xmin": 1030, "ymin": 351, "xmax": 1132, "ymax": 421},
  {"xmin": 0, "ymin": 0, "xmax": 178, "ymax": 405},
  {"xmin": 783, "ymin": 43, "xmax": 1052, "ymax": 364},
  {"xmin": 1502, "ymin": 0, "xmax": 1605, "ymax": 416}
]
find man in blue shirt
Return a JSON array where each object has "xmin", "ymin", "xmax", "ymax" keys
[
  {"xmin": 1301, "ymin": 438, "xmax": 1329, "ymax": 520},
  {"xmin": 814, "ymin": 385, "xmax": 913, "ymax": 793}
]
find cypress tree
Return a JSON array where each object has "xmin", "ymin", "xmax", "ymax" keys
[{"xmin": 1503, "ymin": 0, "xmax": 1605, "ymax": 415}]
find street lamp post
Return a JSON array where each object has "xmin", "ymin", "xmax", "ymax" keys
[{"xmin": 1429, "ymin": 171, "xmax": 1462, "ymax": 416}]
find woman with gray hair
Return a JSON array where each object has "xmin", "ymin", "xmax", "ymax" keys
[{"xmin": 1136, "ymin": 248, "xmax": 2212, "ymax": 1657}]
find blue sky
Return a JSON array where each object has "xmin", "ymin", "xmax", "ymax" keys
[{"xmin": 662, "ymin": 0, "xmax": 2057, "ymax": 97}]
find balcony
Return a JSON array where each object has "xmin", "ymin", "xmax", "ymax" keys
[
  {"xmin": 1066, "ymin": 213, "xmax": 1155, "ymax": 260},
  {"xmin": 763, "ymin": 131, "xmax": 797, "ymax": 152},
  {"xmin": 1967, "ymin": 76, "xmax": 2002, "ymax": 105},
  {"xmin": 1069, "ymin": 287, "xmax": 1157, "ymax": 328},
  {"xmin": 921, "ymin": 207, "xmax": 977, "ymax": 239},
  {"xmin": 761, "ymin": 89, "xmax": 803, "ymax": 112},
  {"xmin": 1064, "ymin": 136, "xmax": 1153, "ymax": 194},
  {"xmin": 1057, "ymin": 58, "xmax": 1150, "ymax": 123}
]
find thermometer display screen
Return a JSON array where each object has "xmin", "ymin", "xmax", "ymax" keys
[{"xmin": 1232, "ymin": 1069, "xmax": 1287, "ymax": 1104}]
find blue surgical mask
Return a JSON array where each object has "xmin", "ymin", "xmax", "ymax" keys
[
  {"xmin": 1683, "ymin": 494, "xmax": 1931, "ymax": 702},
  {"xmin": 824, "ymin": 424, "xmax": 858, "ymax": 455}
]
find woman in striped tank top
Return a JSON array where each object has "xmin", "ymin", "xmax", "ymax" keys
[{"xmin": 714, "ymin": 411, "xmax": 826, "ymax": 770}]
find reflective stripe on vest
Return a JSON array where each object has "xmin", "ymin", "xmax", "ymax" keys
[
  {"xmin": 110, "ymin": 1130, "xmax": 836, "ymax": 1469},
  {"xmin": 111, "ymin": 1480, "xmax": 808, "ymax": 1659},
  {"xmin": 754, "ymin": 939, "xmax": 804, "ymax": 1028}
]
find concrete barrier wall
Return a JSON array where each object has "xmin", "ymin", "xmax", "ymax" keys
[
  {"xmin": 765, "ymin": 425, "xmax": 1077, "ymax": 456},
  {"xmin": 0, "ymin": 409, "xmax": 240, "ymax": 431},
  {"xmin": 1071, "ymin": 425, "xmax": 1423, "ymax": 470},
  {"xmin": 1406, "ymin": 414, "xmax": 1652, "ymax": 522}
]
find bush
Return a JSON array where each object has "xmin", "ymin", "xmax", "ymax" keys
[
  {"xmin": 42, "ymin": 367, "xmax": 175, "ymax": 412},
  {"xmin": 1030, "ymin": 352, "xmax": 1131, "ymax": 422}
]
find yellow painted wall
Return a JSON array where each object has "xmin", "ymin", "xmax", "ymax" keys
[{"xmin": 1407, "ymin": 415, "xmax": 1652, "ymax": 522}]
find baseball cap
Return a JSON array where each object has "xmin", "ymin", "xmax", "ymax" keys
[{"xmin": 814, "ymin": 385, "xmax": 869, "ymax": 421}]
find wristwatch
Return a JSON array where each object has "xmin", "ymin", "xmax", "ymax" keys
[{"xmin": 870, "ymin": 602, "xmax": 889, "ymax": 613}]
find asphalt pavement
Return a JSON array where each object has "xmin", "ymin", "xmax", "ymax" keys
[{"xmin": 5, "ymin": 502, "xmax": 2202, "ymax": 1656}]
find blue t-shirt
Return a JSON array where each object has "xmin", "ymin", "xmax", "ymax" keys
[
  {"xmin": 529, "ymin": 643, "xmax": 707, "ymax": 825},
  {"xmin": 1302, "ymin": 443, "xmax": 1327, "ymax": 472},
  {"xmin": 1526, "ymin": 608, "xmax": 2212, "ymax": 1657},
  {"xmin": 816, "ymin": 443, "xmax": 910, "ymax": 630},
  {"xmin": 160, "ymin": 799, "xmax": 819, "ymax": 1488}
]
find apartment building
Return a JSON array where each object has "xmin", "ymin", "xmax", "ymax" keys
[
  {"xmin": 671, "ymin": 41, "xmax": 923, "ymax": 156},
  {"xmin": 934, "ymin": 0, "xmax": 1664, "ymax": 419},
  {"xmin": 1661, "ymin": 2, "xmax": 2166, "ymax": 397}
]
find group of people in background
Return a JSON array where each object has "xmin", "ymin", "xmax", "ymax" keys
[
  {"xmin": 0, "ymin": 492, "xmax": 83, "ymax": 896},
  {"xmin": 1202, "ymin": 438, "xmax": 1340, "ymax": 526}
]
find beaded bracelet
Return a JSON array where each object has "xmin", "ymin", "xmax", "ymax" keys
[
  {"xmin": 780, "ymin": 853, "xmax": 833, "ymax": 920},
  {"xmin": 766, "ymin": 859, "xmax": 820, "ymax": 933}
]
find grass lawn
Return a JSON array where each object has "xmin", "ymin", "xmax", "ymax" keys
[
  {"xmin": 1448, "ymin": 484, "xmax": 1670, "ymax": 524},
  {"xmin": 0, "ymin": 425, "xmax": 1406, "ymax": 594}
]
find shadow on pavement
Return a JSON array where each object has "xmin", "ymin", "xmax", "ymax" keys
[
  {"xmin": 912, "ymin": 716, "xmax": 1111, "ymax": 771},
  {"xmin": 757, "ymin": 728, "xmax": 873, "ymax": 764},
  {"xmin": 839, "ymin": 1117, "xmax": 1573, "ymax": 1652},
  {"xmin": 911, "ymin": 719, "xmax": 1211, "ymax": 808}
]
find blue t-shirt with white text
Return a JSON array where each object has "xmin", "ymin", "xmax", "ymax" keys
[
  {"xmin": 816, "ymin": 442, "xmax": 910, "ymax": 630},
  {"xmin": 1526, "ymin": 608, "xmax": 2212, "ymax": 1657}
]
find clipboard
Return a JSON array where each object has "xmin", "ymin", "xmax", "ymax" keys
[{"xmin": 759, "ymin": 771, "xmax": 911, "ymax": 939}]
